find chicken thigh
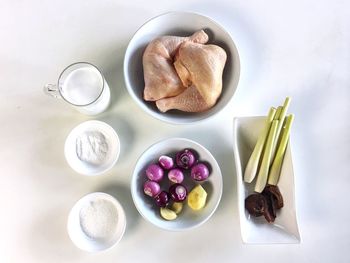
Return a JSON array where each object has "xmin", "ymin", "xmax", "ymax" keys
[
  {"xmin": 156, "ymin": 86, "xmax": 210, "ymax": 113},
  {"xmin": 156, "ymin": 41, "xmax": 227, "ymax": 112},
  {"xmin": 143, "ymin": 30, "xmax": 209, "ymax": 101}
]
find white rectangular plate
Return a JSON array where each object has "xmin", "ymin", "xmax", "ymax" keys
[{"xmin": 233, "ymin": 117, "xmax": 300, "ymax": 244}]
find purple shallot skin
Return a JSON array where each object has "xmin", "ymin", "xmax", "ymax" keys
[
  {"xmin": 159, "ymin": 155, "xmax": 174, "ymax": 170},
  {"xmin": 154, "ymin": 191, "xmax": 170, "ymax": 207},
  {"xmin": 146, "ymin": 164, "xmax": 164, "ymax": 182},
  {"xmin": 169, "ymin": 183, "xmax": 187, "ymax": 202},
  {"xmin": 190, "ymin": 163, "xmax": 210, "ymax": 181},
  {"xmin": 143, "ymin": 181, "xmax": 161, "ymax": 197},
  {"xmin": 168, "ymin": 168, "xmax": 184, "ymax": 183},
  {"xmin": 176, "ymin": 149, "xmax": 196, "ymax": 169}
]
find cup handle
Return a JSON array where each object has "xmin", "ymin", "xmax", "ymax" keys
[{"xmin": 43, "ymin": 84, "xmax": 60, "ymax": 98}]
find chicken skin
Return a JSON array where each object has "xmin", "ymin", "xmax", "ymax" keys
[
  {"xmin": 156, "ymin": 41, "xmax": 227, "ymax": 112},
  {"xmin": 143, "ymin": 30, "xmax": 209, "ymax": 101}
]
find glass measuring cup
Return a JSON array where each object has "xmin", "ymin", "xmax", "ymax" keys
[{"xmin": 44, "ymin": 62, "xmax": 111, "ymax": 115}]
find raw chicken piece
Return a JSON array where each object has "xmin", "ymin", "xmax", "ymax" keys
[
  {"xmin": 143, "ymin": 30, "xmax": 209, "ymax": 101},
  {"xmin": 156, "ymin": 86, "xmax": 210, "ymax": 113},
  {"xmin": 156, "ymin": 41, "xmax": 227, "ymax": 112},
  {"xmin": 175, "ymin": 41, "xmax": 227, "ymax": 106}
]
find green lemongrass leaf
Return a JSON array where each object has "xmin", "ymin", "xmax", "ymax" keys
[
  {"xmin": 270, "ymin": 97, "xmax": 291, "ymax": 164},
  {"xmin": 268, "ymin": 114, "xmax": 295, "ymax": 186},
  {"xmin": 243, "ymin": 107, "xmax": 277, "ymax": 183},
  {"xmin": 274, "ymin": 106, "xmax": 282, "ymax": 120},
  {"xmin": 254, "ymin": 120, "xmax": 279, "ymax": 193}
]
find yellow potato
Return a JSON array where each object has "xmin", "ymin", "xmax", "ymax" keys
[{"xmin": 188, "ymin": 184, "xmax": 207, "ymax": 210}]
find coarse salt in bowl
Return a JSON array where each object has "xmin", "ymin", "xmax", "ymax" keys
[
  {"xmin": 67, "ymin": 192, "xmax": 126, "ymax": 252},
  {"xmin": 123, "ymin": 11, "xmax": 240, "ymax": 124},
  {"xmin": 131, "ymin": 138, "xmax": 223, "ymax": 231},
  {"xmin": 64, "ymin": 120, "xmax": 120, "ymax": 176}
]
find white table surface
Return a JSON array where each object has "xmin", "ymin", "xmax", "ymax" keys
[{"xmin": 1, "ymin": 0, "xmax": 349, "ymax": 262}]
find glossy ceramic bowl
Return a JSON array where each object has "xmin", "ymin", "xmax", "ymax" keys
[
  {"xmin": 124, "ymin": 11, "xmax": 240, "ymax": 124},
  {"xmin": 64, "ymin": 120, "xmax": 120, "ymax": 176},
  {"xmin": 67, "ymin": 192, "xmax": 126, "ymax": 252},
  {"xmin": 131, "ymin": 138, "xmax": 223, "ymax": 231}
]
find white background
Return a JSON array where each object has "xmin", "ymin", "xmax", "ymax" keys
[{"xmin": 1, "ymin": 0, "xmax": 349, "ymax": 262}]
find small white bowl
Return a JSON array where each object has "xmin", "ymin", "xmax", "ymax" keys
[
  {"xmin": 124, "ymin": 11, "xmax": 240, "ymax": 124},
  {"xmin": 131, "ymin": 138, "xmax": 223, "ymax": 231},
  {"xmin": 233, "ymin": 117, "xmax": 301, "ymax": 244},
  {"xmin": 67, "ymin": 192, "xmax": 126, "ymax": 252},
  {"xmin": 64, "ymin": 120, "xmax": 120, "ymax": 176}
]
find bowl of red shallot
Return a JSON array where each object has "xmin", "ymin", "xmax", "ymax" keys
[
  {"xmin": 123, "ymin": 11, "xmax": 240, "ymax": 124},
  {"xmin": 131, "ymin": 138, "xmax": 223, "ymax": 231}
]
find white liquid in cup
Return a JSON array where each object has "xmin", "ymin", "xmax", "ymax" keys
[{"xmin": 61, "ymin": 66, "xmax": 111, "ymax": 115}]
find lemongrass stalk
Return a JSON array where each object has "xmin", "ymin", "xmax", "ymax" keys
[
  {"xmin": 270, "ymin": 97, "xmax": 291, "ymax": 164},
  {"xmin": 274, "ymin": 106, "xmax": 282, "ymax": 120},
  {"xmin": 268, "ymin": 114, "xmax": 294, "ymax": 185},
  {"xmin": 254, "ymin": 120, "xmax": 279, "ymax": 193},
  {"xmin": 244, "ymin": 107, "xmax": 277, "ymax": 183}
]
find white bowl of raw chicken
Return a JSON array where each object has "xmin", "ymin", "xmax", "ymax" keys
[{"xmin": 124, "ymin": 11, "xmax": 240, "ymax": 124}]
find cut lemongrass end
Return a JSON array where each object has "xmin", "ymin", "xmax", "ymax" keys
[
  {"xmin": 270, "ymin": 97, "xmax": 291, "ymax": 164},
  {"xmin": 268, "ymin": 114, "xmax": 295, "ymax": 186},
  {"xmin": 254, "ymin": 120, "xmax": 279, "ymax": 193},
  {"xmin": 243, "ymin": 107, "xmax": 277, "ymax": 183}
]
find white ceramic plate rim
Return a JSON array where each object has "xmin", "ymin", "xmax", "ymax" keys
[{"xmin": 233, "ymin": 116, "xmax": 301, "ymax": 244}]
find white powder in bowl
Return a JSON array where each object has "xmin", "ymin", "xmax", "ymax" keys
[
  {"xmin": 79, "ymin": 198, "xmax": 118, "ymax": 241},
  {"xmin": 76, "ymin": 131, "xmax": 109, "ymax": 165}
]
